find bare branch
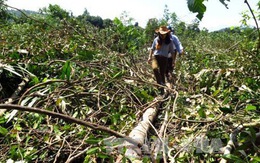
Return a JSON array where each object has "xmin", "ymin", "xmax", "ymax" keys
[
  {"xmin": 0, "ymin": 104, "xmax": 141, "ymax": 146},
  {"xmin": 2, "ymin": 3, "xmax": 52, "ymax": 27}
]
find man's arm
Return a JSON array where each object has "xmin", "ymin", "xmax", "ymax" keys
[
  {"xmin": 172, "ymin": 35, "xmax": 183, "ymax": 54},
  {"xmin": 171, "ymin": 51, "xmax": 177, "ymax": 68},
  {"xmin": 148, "ymin": 49, "xmax": 154, "ymax": 64}
]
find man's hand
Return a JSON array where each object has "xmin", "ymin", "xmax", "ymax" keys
[
  {"xmin": 172, "ymin": 61, "xmax": 175, "ymax": 68},
  {"xmin": 147, "ymin": 57, "xmax": 152, "ymax": 64},
  {"xmin": 180, "ymin": 49, "xmax": 185, "ymax": 57}
]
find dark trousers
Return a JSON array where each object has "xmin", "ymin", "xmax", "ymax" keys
[
  {"xmin": 152, "ymin": 55, "xmax": 168, "ymax": 85},
  {"xmin": 165, "ymin": 57, "xmax": 177, "ymax": 85},
  {"xmin": 166, "ymin": 57, "xmax": 173, "ymax": 77}
]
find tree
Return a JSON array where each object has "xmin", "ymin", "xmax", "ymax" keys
[
  {"xmin": 163, "ymin": 4, "xmax": 170, "ymax": 23},
  {"xmin": 103, "ymin": 18, "xmax": 113, "ymax": 28},
  {"xmin": 86, "ymin": 15, "xmax": 104, "ymax": 28},
  {"xmin": 145, "ymin": 18, "xmax": 159, "ymax": 41},
  {"xmin": 0, "ymin": 0, "xmax": 10, "ymax": 23},
  {"xmin": 82, "ymin": 8, "xmax": 90, "ymax": 16},
  {"xmin": 169, "ymin": 12, "xmax": 178, "ymax": 26},
  {"xmin": 119, "ymin": 11, "xmax": 134, "ymax": 26},
  {"xmin": 77, "ymin": 9, "xmax": 113, "ymax": 28},
  {"xmin": 40, "ymin": 4, "xmax": 70, "ymax": 20},
  {"xmin": 174, "ymin": 21, "xmax": 186, "ymax": 35}
]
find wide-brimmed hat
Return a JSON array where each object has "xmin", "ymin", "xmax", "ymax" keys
[{"xmin": 155, "ymin": 26, "xmax": 171, "ymax": 34}]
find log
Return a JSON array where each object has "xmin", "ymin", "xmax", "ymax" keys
[
  {"xmin": 115, "ymin": 80, "xmax": 174, "ymax": 162},
  {"xmin": 116, "ymin": 97, "xmax": 162, "ymax": 162},
  {"xmin": 124, "ymin": 107, "xmax": 158, "ymax": 160}
]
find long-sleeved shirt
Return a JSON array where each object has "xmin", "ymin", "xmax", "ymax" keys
[
  {"xmin": 151, "ymin": 36, "xmax": 175, "ymax": 58},
  {"xmin": 169, "ymin": 33, "xmax": 183, "ymax": 58}
]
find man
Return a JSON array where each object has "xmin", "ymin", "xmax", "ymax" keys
[{"xmin": 166, "ymin": 25, "xmax": 184, "ymax": 82}]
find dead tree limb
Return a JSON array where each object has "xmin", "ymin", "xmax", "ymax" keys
[
  {"xmin": 2, "ymin": 3, "xmax": 52, "ymax": 27},
  {"xmin": 0, "ymin": 104, "xmax": 141, "ymax": 146},
  {"xmin": 18, "ymin": 79, "xmax": 68, "ymax": 105},
  {"xmin": 115, "ymin": 97, "xmax": 162, "ymax": 162},
  {"xmin": 220, "ymin": 125, "xmax": 244, "ymax": 163},
  {"xmin": 220, "ymin": 123, "xmax": 260, "ymax": 163},
  {"xmin": 116, "ymin": 80, "xmax": 175, "ymax": 162},
  {"xmin": 124, "ymin": 106, "xmax": 158, "ymax": 161},
  {"xmin": 244, "ymin": 0, "xmax": 260, "ymax": 51},
  {"xmin": 150, "ymin": 104, "xmax": 170, "ymax": 162}
]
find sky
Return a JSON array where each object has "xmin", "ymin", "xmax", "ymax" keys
[{"xmin": 5, "ymin": 0, "xmax": 260, "ymax": 31}]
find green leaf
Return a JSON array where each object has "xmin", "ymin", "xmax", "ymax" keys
[
  {"xmin": 40, "ymin": 151, "xmax": 48, "ymax": 159},
  {"xmin": 111, "ymin": 113, "xmax": 120, "ymax": 125},
  {"xmin": 140, "ymin": 90, "xmax": 153, "ymax": 101},
  {"xmin": 249, "ymin": 156, "xmax": 260, "ymax": 162},
  {"xmin": 86, "ymin": 147, "xmax": 99, "ymax": 155},
  {"xmin": 77, "ymin": 50, "xmax": 95, "ymax": 60},
  {"xmin": 113, "ymin": 71, "xmax": 123, "ymax": 79},
  {"xmin": 85, "ymin": 137, "xmax": 102, "ymax": 144},
  {"xmin": 10, "ymin": 52, "xmax": 20, "ymax": 60},
  {"xmin": 197, "ymin": 108, "xmax": 206, "ymax": 118},
  {"xmin": 97, "ymin": 153, "xmax": 110, "ymax": 159},
  {"xmin": 219, "ymin": 0, "xmax": 230, "ymax": 9},
  {"xmin": 245, "ymin": 104, "xmax": 256, "ymax": 111},
  {"xmin": 0, "ymin": 117, "xmax": 6, "ymax": 124},
  {"xmin": 9, "ymin": 145, "xmax": 19, "ymax": 158},
  {"xmin": 0, "ymin": 126, "xmax": 8, "ymax": 136},
  {"xmin": 222, "ymin": 154, "xmax": 244, "ymax": 163},
  {"xmin": 249, "ymin": 127, "xmax": 256, "ymax": 141},
  {"xmin": 187, "ymin": 0, "xmax": 229, "ymax": 20},
  {"xmin": 62, "ymin": 124, "xmax": 71, "ymax": 131},
  {"xmin": 212, "ymin": 89, "xmax": 220, "ymax": 97},
  {"xmin": 61, "ymin": 60, "xmax": 71, "ymax": 81},
  {"xmin": 219, "ymin": 106, "xmax": 233, "ymax": 113},
  {"xmin": 84, "ymin": 155, "xmax": 91, "ymax": 162},
  {"xmin": 30, "ymin": 76, "xmax": 39, "ymax": 85},
  {"xmin": 187, "ymin": 0, "xmax": 206, "ymax": 20}
]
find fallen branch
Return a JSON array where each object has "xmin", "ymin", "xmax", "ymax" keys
[
  {"xmin": 115, "ymin": 98, "xmax": 160, "ymax": 163},
  {"xmin": 124, "ymin": 106, "xmax": 158, "ymax": 161},
  {"xmin": 150, "ymin": 105, "xmax": 170, "ymax": 162},
  {"xmin": 117, "ymin": 82, "xmax": 175, "ymax": 162},
  {"xmin": 220, "ymin": 125, "xmax": 244, "ymax": 163},
  {"xmin": 18, "ymin": 79, "xmax": 68, "ymax": 105},
  {"xmin": 244, "ymin": 0, "xmax": 260, "ymax": 50},
  {"xmin": 2, "ymin": 3, "xmax": 53, "ymax": 27},
  {"xmin": 0, "ymin": 104, "xmax": 141, "ymax": 147},
  {"xmin": 220, "ymin": 124, "xmax": 260, "ymax": 163}
]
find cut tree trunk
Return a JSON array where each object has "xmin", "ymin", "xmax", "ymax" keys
[
  {"xmin": 116, "ymin": 80, "xmax": 174, "ymax": 162},
  {"xmin": 125, "ymin": 107, "xmax": 158, "ymax": 160},
  {"xmin": 115, "ymin": 98, "xmax": 161, "ymax": 163}
]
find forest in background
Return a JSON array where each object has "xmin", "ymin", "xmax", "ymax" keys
[{"xmin": 0, "ymin": 0, "xmax": 260, "ymax": 162}]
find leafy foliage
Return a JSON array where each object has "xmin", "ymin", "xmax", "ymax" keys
[
  {"xmin": 0, "ymin": 0, "xmax": 10, "ymax": 23},
  {"xmin": 187, "ymin": 0, "xmax": 230, "ymax": 20},
  {"xmin": 187, "ymin": 0, "xmax": 207, "ymax": 20},
  {"xmin": 40, "ymin": 4, "xmax": 70, "ymax": 20}
]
